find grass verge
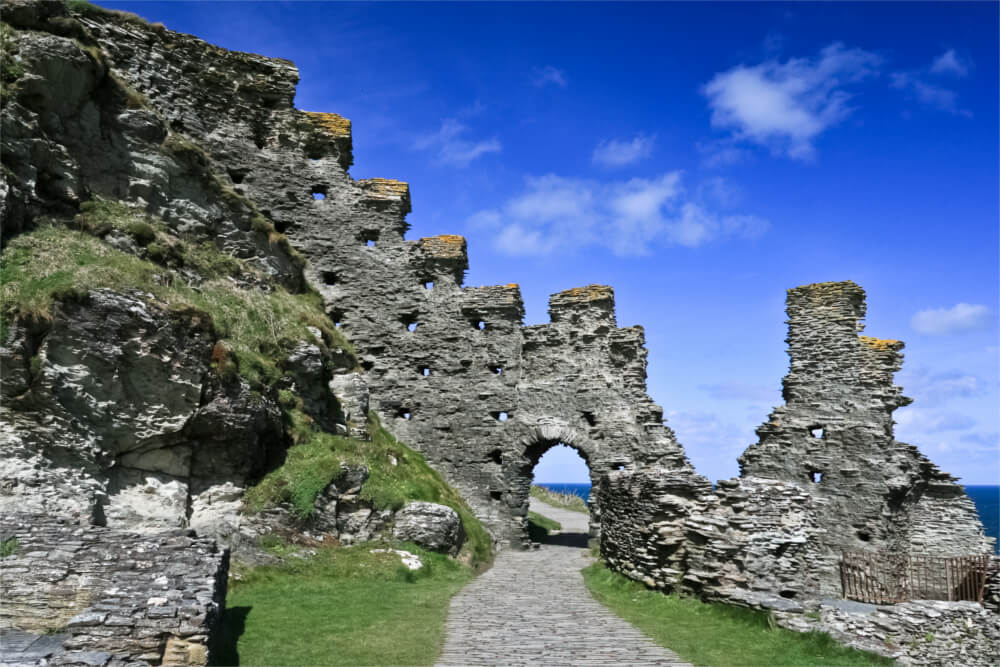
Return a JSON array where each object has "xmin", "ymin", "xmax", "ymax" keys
[
  {"xmin": 215, "ymin": 543, "xmax": 472, "ymax": 666},
  {"xmin": 582, "ymin": 562, "xmax": 894, "ymax": 667},
  {"xmin": 530, "ymin": 484, "xmax": 588, "ymax": 513}
]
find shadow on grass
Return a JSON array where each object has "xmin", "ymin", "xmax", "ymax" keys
[{"xmin": 211, "ymin": 605, "xmax": 251, "ymax": 666}]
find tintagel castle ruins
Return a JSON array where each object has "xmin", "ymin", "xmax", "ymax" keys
[{"xmin": 0, "ymin": 1, "xmax": 996, "ymax": 665}]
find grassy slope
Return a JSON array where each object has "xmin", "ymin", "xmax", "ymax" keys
[
  {"xmin": 0, "ymin": 208, "xmax": 353, "ymax": 387},
  {"xmin": 216, "ymin": 544, "xmax": 472, "ymax": 666},
  {"xmin": 243, "ymin": 412, "xmax": 493, "ymax": 568},
  {"xmin": 582, "ymin": 562, "xmax": 894, "ymax": 667},
  {"xmin": 530, "ymin": 484, "xmax": 588, "ymax": 513}
]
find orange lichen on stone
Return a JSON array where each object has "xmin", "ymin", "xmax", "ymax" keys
[
  {"xmin": 358, "ymin": 178, "xmax": 409, "ymax": 200},
  {"xmin": 505, "ymin": 283, "xmax": 519, "ymax": 289},
  {"xmin": 303, "ymin": 111, "xmax": 351, "ymax": 137},
  {"xmin": 859, "ymin": 336, "xmax": 904, "ymax": 353},
  {"xmin": 555, "ymin": 284, "xmax": 614, "ymax": 303},
  {"xmin": 419, "ymin": 234, "xmax": 467, "ymax": 259}
]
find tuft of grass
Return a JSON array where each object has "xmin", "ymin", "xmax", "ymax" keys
[
  {"xmin": 0, "ymin": 536, "xmax": 18, "ymax": 558},
  {"xmin": 65, "ymin": 0, "xmax": 150, "ymax": 27},
  {"xmin": 530, "ymin": 484, "xmax": 589, "ymax": 513},
  {"xmin": 244, "ymin": 412, "xmax": 493, "ymax": 568},
  {"xmin": 582, "ymin": 561, "xmax": 894, "ymax": 667},
  {"xmin": 216, "ymin": 543, "xmax": 472, "ymax": 666},
  {"xmin": 0, "ymin": 223, "xmax": 354, "ymax": 388}
]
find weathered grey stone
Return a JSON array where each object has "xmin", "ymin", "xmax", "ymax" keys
[{"xmin": 393, "ymin": 501, "xmax": 465, "ymax": 555}]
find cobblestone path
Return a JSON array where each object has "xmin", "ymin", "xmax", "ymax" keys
[{"xmin": 437, "ymin": 499, "xmax": 691, "ymax": 666}]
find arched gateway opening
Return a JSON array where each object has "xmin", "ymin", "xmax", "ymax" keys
[
  {"xmin": 509, "ymin": 431, "xmax": 612, "ymax": 548},
  {"xmin": 527, "ymin": 444, "xmax": 592, "ymax": 547}
]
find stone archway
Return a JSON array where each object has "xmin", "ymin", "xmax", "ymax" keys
[{"xmin": 507, "ymin": 423, "xmax": 619, "ymax": 547}]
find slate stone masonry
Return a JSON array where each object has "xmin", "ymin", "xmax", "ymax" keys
[{"xmin": 0, "ymin": 514, "xmax": 228, "ymax": 666}]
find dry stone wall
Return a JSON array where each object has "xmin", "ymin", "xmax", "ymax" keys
[{"xmin": 0, "ymin": 513, "xmax": 227, "ymax": 666}]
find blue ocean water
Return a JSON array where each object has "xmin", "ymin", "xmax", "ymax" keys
[{"xmin": 540, "ymin": 483, "xmax": 1000, "ymax": 554}]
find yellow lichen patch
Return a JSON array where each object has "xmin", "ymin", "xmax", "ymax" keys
[
  {"xmin": 556, "ymin": 284, "xmax": 614, "ymax": 303},
  {"xmin": 419, "ymin": 234, "xmax": 467, "ymax": 259},
  {"xmin": 302, "ymin": 111, "xmax": 351, "ymax": 137},
  {"xmin": 859, "ymin": 336, "xmax": 904, "ymax": 352},
  {"xmin": 359, "ymin": 178, "xmax": 409, "ymax": 200},
  {"xmin": 505, "ymin": 283, "xmax": 519, "ymax": 289}
]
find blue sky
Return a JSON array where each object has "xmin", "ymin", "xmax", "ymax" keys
[{"xmin": 106, "ymin": 1, "xmax": 998, "ymax": 485}]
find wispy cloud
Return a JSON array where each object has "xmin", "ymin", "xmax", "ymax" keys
[
  {"xmin": 702, "ymin": 42, "xmax": 882, "ymax": 160},
  {"xmin": 532, "ymin": 65, "xmax": 567, "ymax": 88},
  {"xmin": 891, "ymin": 49, "xmax": 972, "ymax": 116},
  {"xmin": 911, "ymin": 303, "xmax": 991, "ymax": 335},
  {"xmin": 592, "ymin": 134, "xmax": 656, "ymax": 167},
  {"xmin": 929, "ymin": 49, "xmax": 969, "ymax": 77},
  {"xmin": 897, "ymin": 367, "xmax": 983, "ymax": 407},
  {"xmin": 413, "ymin": 118, "xmax": 501, "ymax": 167},
  {"xmin": 467, "ymin": 172, "xmax": 768, "ymax": 256}
]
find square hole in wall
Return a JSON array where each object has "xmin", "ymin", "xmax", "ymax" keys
[
  {"xmin": 423, "ymin": 280, "xmax": 434, "ymax": 290},
  {"xmin": 398, "ymin": 408, "xmax": 412, "ymax": 420},
  {"xmin": 401, "ymin": 314, "xmax": 418, "ymax": 332},
  {"xmin": 809, "ymin": 426, "xmax": 824, "ymax": 438},
  {"xmin": 473, "ymin": 319, "xmax": 486, "ymax": 331},
  {"xmin": 321, "ymin": 271, "xmax": 338, "ymax": 286},
  {"xmin": 488, "ymin": 365, "xmax": 503, "ymax": 375},
  {"xmin": 491, "ymin": 411, "xmax": 510, "ymax": 422},
  {"xmin": 582, "ymin": 411, "xmax": 597, "ymax": 426},
  {"xmin": 360, "ymin": 230, "xmax": 379, "ymax": 247},
  {"xmin": 809, "ymin": 470, "xmax": 824, "ymax": 483},
  {"xmin": 311, "ymin": 186, "xmax": 327, "ymax": 200},
  {"xmin": 489, "ymin": 449, "xmax": 502, "ymax": 465},
  {"xmin": 420, "ymin": 366, "xmax": 430, "ymax": 376},
  {"xmin": 490, "ymin": 491, "xmax": 502, "ymax": 501}
]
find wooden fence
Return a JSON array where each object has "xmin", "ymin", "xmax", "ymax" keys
[{"xmin": 841, "ymin": 551, "xmax": 992, "ymax": 605}]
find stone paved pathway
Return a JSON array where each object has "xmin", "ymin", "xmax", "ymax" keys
[{"xmin": 437, "ymin": 499, "xmax": 691, "ymax": 666}]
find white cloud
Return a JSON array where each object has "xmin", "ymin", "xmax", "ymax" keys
[
  {"xmin": 930, "ymin": 49, "xmax": 969, "ymax": 77},
  {"xmin": 702, "ymin": 42, "xmax": 882, "ymax": 160},
  {"xmin": 592, "ymin": 134, "xmax": 656, "ymax": 167},
  {"xmin": 897, "ymin": 367, "xmax": 982, "ymax": 407},
  {"xmin": 911, "ymin": 303, "xmax": 991, "ymax": 336},
  {"xmin": 467, "ymin": 172, "xmax": 769, "ymax": 256},
  {"xmin": 532, "ymin": 65, "xmax": 567, "ymax": 88},
  {"xmin": 891, "ymin": 51, "xmax": 973, "ymax": 116},
  {"xmin": 413, "ymin": 118, "xmax": 501, "ymax": 167}
]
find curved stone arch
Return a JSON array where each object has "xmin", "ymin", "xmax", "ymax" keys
[{"xmin": 506, "ymin": 420, "xmax": 630, "ymax": 545}]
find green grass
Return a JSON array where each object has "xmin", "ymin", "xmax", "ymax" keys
[
  {"xmin": 0, "ymin": 220, "xmax": 353, "ymax": 387},
  {"xmin": 244, "ymin": 412, "xmax": 493, "ymax": 568},
  {"xmin": 530, "ymin": 484, "xmax": 588, "ymax": 513},
  {"xmin": 214, "ymin": 543, "xmax": 472, "ymax": 666},
  {"xmin": 582, "ymin": 562, "xmax": 895, "ymax": 667},
  {"xmin": 0, "ymin": 537, "xmax": 18, "ymax": 558}
]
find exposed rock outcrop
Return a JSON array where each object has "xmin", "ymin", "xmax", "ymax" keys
[{"xmin": 393, "ymin": 501, "xmax": 465, "ymax": 555}]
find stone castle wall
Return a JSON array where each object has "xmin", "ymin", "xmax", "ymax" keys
[
  {"xmin": 71, "ymin": 9, "xmax": 697, "ymax": 546},
  {"xmin": 599, "ymin": 282, "xmax": 993, "ymax": 605},
  {"xmin": 0, "ymin": 514, "xmax": 228, "ymax": 666}
]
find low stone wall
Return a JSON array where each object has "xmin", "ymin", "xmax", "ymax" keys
[
  {"xmin": 0, "ymin": 514, "xmax": 228, "ymax": 665},
  {"xmin": 598, "ymin": 470, "xmax": 827, "ymax": 609},
  {"xmin": 777, "ymin": 600, "xmax": 1000, "ymax": 666}
]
